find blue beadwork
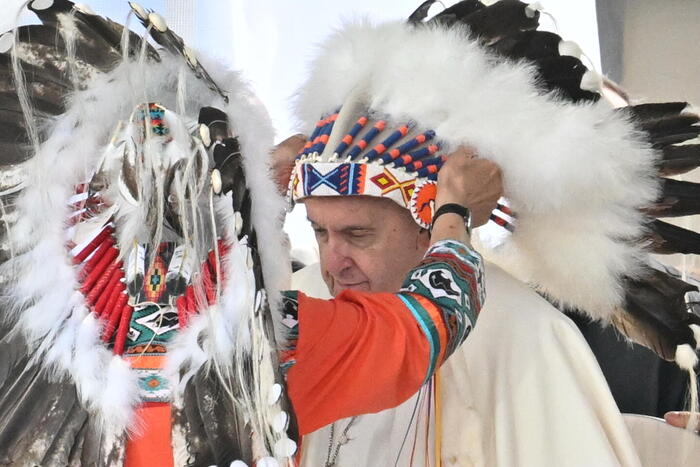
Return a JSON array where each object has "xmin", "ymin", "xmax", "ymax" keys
[
  {"xmin": 332, "ymin": 118, "xmax": 367, "ymax": 157},
  {"xmin": 308, "ymin": 119, "xmax": 335, "ymax": 156},
  {"xmin": 364, "ymin": 125, "xmax": 412, "ymax": 162},
  {"xmin": 379, "ymin": 130, "xmax": 436, "ymax": 164},
  {"xmin": 346, "ymin": 124, "xmax": 384, "ymax": 160},
  {"xmin": 405, "ymin": 155, "xmax": 445, "ymax": 173},
  {"xmin": 393, "ymin": 144, "xmax": 441, "ymax": 168}
]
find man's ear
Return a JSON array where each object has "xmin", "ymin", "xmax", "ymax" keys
[{"xmin": 270, "ymin": 134, "xmax": 307, "ymax": 195}]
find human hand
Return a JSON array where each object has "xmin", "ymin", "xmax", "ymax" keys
[
  {"xmin": 665, "ymin": 411, "xmax": 700, "ymax": 432},
  {"xmin": 435, "ymin": 147, "xmax": 503, "ymax": 228},
  {"xmin": 270, "ymin": 134, "xmax": 307, "ymax": 195}
]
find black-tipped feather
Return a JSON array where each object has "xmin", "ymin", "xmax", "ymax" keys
[
  {"xmin": 178, "ymin": 379, "xmax": 214, "ymax": 466},
  {"xmin": 199, "ymin": 107, "xmax": 244, "ymax": 197},
  {"xmin": 639, "ymin": 115, "xmax": 699, "ymax": 137},
  {"xmin": 0, "ymin": 1, "xmax": 153, "ymax": 165},
  {"xmin": 132, "ymin": 11, "xmax": 227, "ymax": 102},
  {"xmin": 652, "ymin": 131, "xmax": 700, "ymax": 148},
  {"xmin": 626, "ymin": 102, "xmax": 689, "ymax": 121},
  {"xmin": 0, "ymin": 51, "xmax": 73, "ymax": 98},
  {"xmin": 0, "ymin": 331, "xmax": 103, "ymax": 466},
  {"xmin": 79, "ymin": 418, "xmax": 124, "ymax": 466},
  {"xmin": 41, "ymin": 401, "xmax": 89, "ymax": 466},
  {"xmin": 427, "ymin": 0, "xmax": 485, "ymax": 26},
  {"xmin": 10, "ymin": 23, "xmax": 120, "ymax": 73},
  {"xmin": 420, "ymin": 1, "xmax": 597, "ymax": 103},
  {"xmin": 449, "ymin": 0, "xmax": 539, "ymax": 40},
  {"xmin": 659, "ymin": 144, "xmax": 700, "ymax": 176},
  {"xmin": 647, "ymin": 219, "xmax": 700, "ymax": 255},
  {"xmin": 28, "ymin": 0, "xmax": 158, "ymax": 63},
  {"xmin": 194, "ymin": 370, "xmax": 252, "ymax": 465},
  {"xmin": 534, "ymin": 56, "xmax": 599, "ymax": 102},
  {"xmin": 638, "ymin": 113, "xmax": 700, "ymax": 148},
  {"xmin": 646, "ymin": 178, "xmax": 700, "ymax": 217},
  {"xmin": 0, "ymin": 125, "xmax": 33, "ymax": 165},
  {"xmin": 490, "ymin": 30, "xmax": 562, "ymax": 60},
  {"xmin": 198, "ymin": 107, "xmax": 230, "ymax": 143},
  {"xmin": 408, "ymin": 0, "xmax": 440, "ymax": 23},
  {"xmin": 618, "ymin": 268, "xmax": 699, "ymax": 361}
]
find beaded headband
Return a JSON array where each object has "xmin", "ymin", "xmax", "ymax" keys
[{"xmin": 288, "ymin": 99, "xmax": 514, "ymax": 231}]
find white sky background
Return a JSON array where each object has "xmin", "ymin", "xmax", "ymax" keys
[
  {"xmin": 2, "ymin": 0, "xmax": 600, "ymax": 265},
  {"xmin": 2, "ymin": 0, "xmax": 601, "ymax": 140}
]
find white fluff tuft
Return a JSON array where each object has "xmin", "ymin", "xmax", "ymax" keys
[
  {"xmin": 98, "ymin": 355, "xmax": 143, "ymax": 437},
  {"xmin": 165, "ymin": 314, "xmax": 209, "ymax": 390},
  {"xmin": 675, "ymin": 343, "xmax": 700, "ymax": 429},
  {"xmin": 676, "ymin": 343, "xmax": 699, "ymax": 371},
  {"xmin": 295, "ymin": 21, "xmax": 659, "ymax": 319}
]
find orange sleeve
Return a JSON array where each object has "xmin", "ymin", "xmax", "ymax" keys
[
  {"xmin": 283, "ymin": 239, "xmax": 485, "ymax": 435},
  {"xmin": 286, "ymin": 290, "xmax": 429, "ymax": 435}
]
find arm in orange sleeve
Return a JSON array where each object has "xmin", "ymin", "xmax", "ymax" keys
[{"xmin": 282, "ymin": 239, "xmax": 485, "ymax": 435}]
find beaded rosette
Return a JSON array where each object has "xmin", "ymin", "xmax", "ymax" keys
[{"xmin": 68, "ymin": 103, "xmax": 227, "ymax": 359}]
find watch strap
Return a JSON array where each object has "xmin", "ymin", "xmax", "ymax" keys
[{"xmin": 431, "ymin": 203, "xmax": 471, "ymax": 234}]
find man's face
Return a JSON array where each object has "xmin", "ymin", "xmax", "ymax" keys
[{"xmin": 304, "ymin": 196, "xmax": 430, "ymax": 296}]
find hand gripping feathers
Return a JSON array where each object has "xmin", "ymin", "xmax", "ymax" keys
[
  {"xmin": 0, "ymin": 1, "xmax": 296, "ymax": 465},
  {"xmin": 291, "ymin": 0, "xmax": 700, "ymax": 390}
]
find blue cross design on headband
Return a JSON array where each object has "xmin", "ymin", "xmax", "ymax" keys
[{"xmin": 303, "ymin": 163, "xmax": 361, "ymax": 196}]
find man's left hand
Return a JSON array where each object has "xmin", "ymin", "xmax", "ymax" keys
[{"xmin": 436, "ymin": 147, "xmax": 503, "ymax": 228}]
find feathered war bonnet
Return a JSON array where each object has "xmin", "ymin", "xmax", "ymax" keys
[
  {"xmin": 291, "ymin": 0, "xmax": 700, "ymax": 372},
  {"xmin": 0, "ymin": 0, "xmax": 296, "ymax": 463}
]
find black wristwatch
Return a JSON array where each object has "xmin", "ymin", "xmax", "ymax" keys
[{"xmin": 431, "ymin": 203, "xmax": 471, "ymax": 234}]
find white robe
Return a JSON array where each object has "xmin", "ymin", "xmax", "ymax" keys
[{"xmin": 293, "ymin": 261, "xmax": 642, "ymax": 466}]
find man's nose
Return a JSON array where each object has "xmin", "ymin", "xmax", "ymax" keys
[{"xmin": 323, "ymin": 239, "xmax": 354, "ymax": 275}]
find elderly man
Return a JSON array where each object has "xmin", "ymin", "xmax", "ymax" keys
[
  {"xmin": 265, "ymin": 0, "xmax": 697, "ymax": 464},
  {"xmin": 275, "ymin": 142, "xmax": 641, "ymax": 466},
  {"xmin": 280, "ymin": 149, "xmax": 503, "ymax": 439}
]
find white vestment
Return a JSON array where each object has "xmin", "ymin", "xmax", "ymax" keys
[{"xmin": 293, "ymin": 261, "xmax": 642, "ymax": 466}]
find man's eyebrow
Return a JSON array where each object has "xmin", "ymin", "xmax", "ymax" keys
[
  {"xmin": 341, "ymin": 226, "xmax": 374, "ymax": 234},
  {"xmin": 306, "ymin": 215, "xmax": 374, "ymax": 232}
]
